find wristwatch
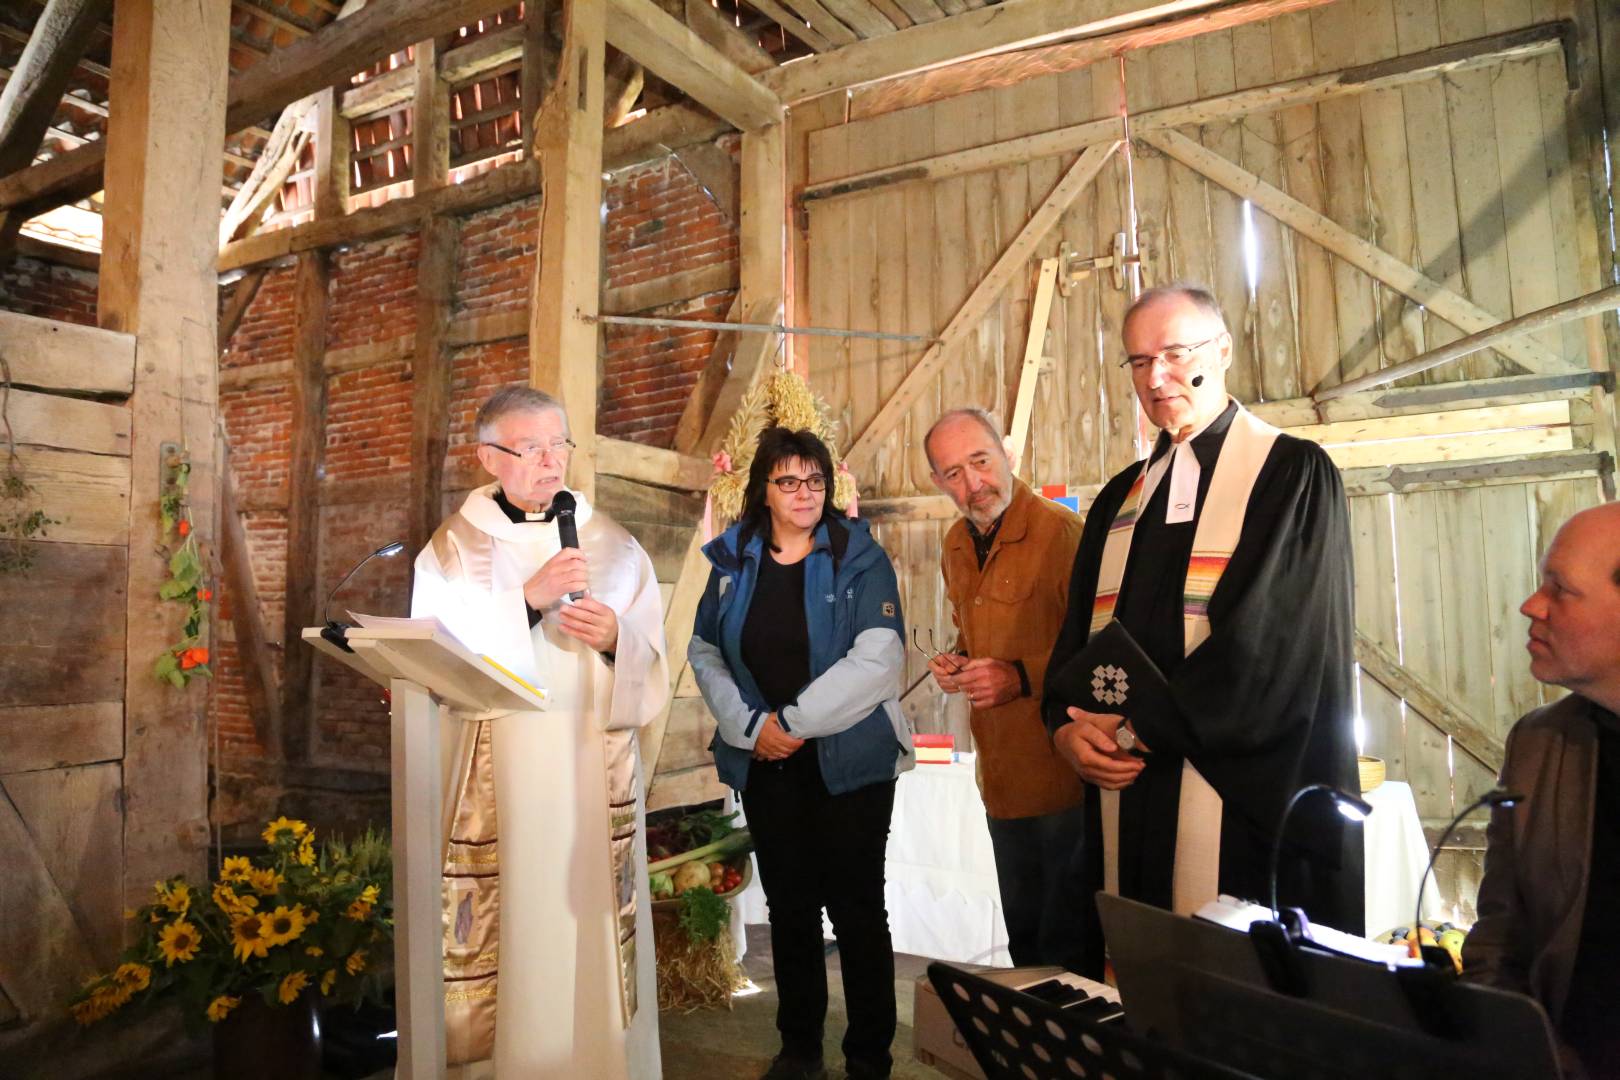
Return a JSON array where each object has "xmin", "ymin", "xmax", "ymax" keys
[{"xmin": 1114, "ymin": 718, "xmax": 1144, "ymax": 756}]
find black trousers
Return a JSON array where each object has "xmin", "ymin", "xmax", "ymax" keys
[
  {"xmin": 742, "ymin": 747, "xmax": 897, "ymax": 1072},
  {"xmin": 985, "ymin": 803, "xmax": 1088, "ymax": 971}
]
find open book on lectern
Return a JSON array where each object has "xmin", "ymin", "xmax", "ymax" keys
[{"xmin": 344, "ymin": 612, "xmax": 547, "ymax": 703}]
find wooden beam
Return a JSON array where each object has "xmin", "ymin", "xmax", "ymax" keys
[
  {"xmin": 1143, "ymin": 128, "xmax": 1570, "ymax": 379},
  {"xmin": 0, "ymin": 0, "xmax": 521, "ymax": 219},
  {"xmin": 0, "ymin": 309, "xmax": 134, "ymax": 395},
  {"xmin": 235, "ymin": 0, "xmax": 312, "ymax": 39},
  {"xmin": 443, "ymin": 23, "xmax": 526, "ymax": 85},
  {"xmin": 530, "ymin": 0, "xmax": 606, "ymax": 503},
  {"xmin": 1250, "ymin": 371, "xmax": 1611, "ymax": 428},
  {"xmin": 219, "ymin": 95, "xmax": 316, "ymax": 244},
  {"xmin": 693, "ymin": 298, "xmax": 782, "ymax": 456},
  {"xmin": 746, "ymin": 0, "xmax": 837, "ymax": 52},
  {"xmin": 312, "ymin": 85, "xmax": 350, "ymax": 219},
  {"xmin": 408, "ymin": 216, "xmax": 458, "ymax": 556},
  {"xmin": 596, "ymin": 437, "xmax": 712, "ymax": 490},
  {"xmin": 601, "ymin": 258, "xmax": 737, "ymax": 314},
  {"xmin": 96, "ymin": 0, "xmax": 230, "ymax": 914},
  {"xmin": 844, "ymin": 142, "xmax": 1117, "ymax": 473},
  {"xmin": 760, "ymin": 0, "xmax": 1227, "ymax": 102},
  {"xmin": 737, "ymin": 121, "xmax": 784, "ymax": 320},
  {"xmin": 800, "ymin": 23, "xmax": 1566, "ymax": 205},
  {"xmin": 604, "ymin": 0, "xmax": 782, "ymax": 131},
  {"xmin": 602, "ymin": 102, "xmax": 730, "ymax": 172},
  {"xmin": 13, "ymin": 232, "xmax": 98, "ymax": 270},
  {"xmin": 219, "ymin": 267, "xmax": 267, "ymax": 350},
  {"xmin": 412, "ymin": 38, "xmax": 449, "ymax": 194},
  {"xmin": 823, "ymin": 0, "xmax": 900, "ymax": 37},
  {"xmin": 672, "ymin": 292, "xmax": 742, "ymax": 454},
  {"xmin": 1354, "ymin": 632, "xmax": 1503, "ymax": 772},
  {"xmin": 219, "ymin": 468, "xmax": 281, "ymax": 753},
  {"xmin": 1318, "ymin": 284, "xmax": 1620, "ymax": 402},
  {"xmin": 683, "ymin": 0, "xmax": 777, "ymax": 74},
  {"xmin": 520, "ymin": 0, "xmax": 551, "ymax": 147},
  {"xmin": 280, "ymin": 250, "xmax": 329, "ymax": 763},
  {"xmin": 674, "ymin": 140, "xmax": 739, "ymax": 226},
  {"xmin": 218, "ymin": 156, "xmax": 538, "ymax": 270},
  {"xmin": 0, "ymin": 0, "xmax": 111, "ymax": 177},
  {"xmin": 1007, "ymin": 257, "xmax": 1058, "ymax": 471}
]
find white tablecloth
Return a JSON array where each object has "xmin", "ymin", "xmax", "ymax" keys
[
  {"xmin": 733, "ymin": 755, "xmax": 1013, "ymax": 966},
  {"xmin": 1362, "ymin": 780, "xmax": 1446, "ymax": 936},
  {"xmin": 735, "ymin": 765, "xmax": 1441, "ymax": 962}
]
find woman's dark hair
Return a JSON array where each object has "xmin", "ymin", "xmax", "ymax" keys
[{"xmin": 737, "ymin": 427, "xmax": 842, "ymax": 553}]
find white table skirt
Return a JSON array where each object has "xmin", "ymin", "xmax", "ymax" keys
[
  {"xmin": 1362, "ymin": 779, "xmax": 1447, "ymax": 936},
  {"xmin": 734, "ymin": 763, "xmax": 1442, "ymax": 964}
]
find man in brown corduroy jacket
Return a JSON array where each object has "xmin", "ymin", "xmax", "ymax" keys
[{"xmin": 925, "ymin": 407, "xmax": 1087, "ymax": 970}]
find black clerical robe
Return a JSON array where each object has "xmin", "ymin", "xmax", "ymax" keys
[{"xmin": 1043, "ymin": 403, "xmax": 1362, "ymax": 973}]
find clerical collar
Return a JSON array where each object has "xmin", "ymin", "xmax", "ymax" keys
[
  {"xmin": 1141, "ymin": 400, "xmax": 1239, "ymax": 525},
  {"xmin": 493, "ymin": 488, "xmax": 552, "ymax": 524}
]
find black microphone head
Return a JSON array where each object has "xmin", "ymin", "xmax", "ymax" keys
[
  {"xmin": 1190, "ymin": 374, "xmax": 1205, "ymax": 387},
  {"xmin": 549, "ymin": 490, "xmax": 577, "ymax": 517}
]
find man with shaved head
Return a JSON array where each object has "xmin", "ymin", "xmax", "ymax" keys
[
  {"xmin": 1466, "ymin": 502, "xmax": 1620, "ymax": 1077},
  {"xmin": 1042, "ymin": 284, "xmax": 1362, "ymax": 975}
]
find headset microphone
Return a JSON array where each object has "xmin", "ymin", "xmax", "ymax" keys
[{"xmin": 1191, "ymin": 374, "xmax": 1205, "ymax": 388}]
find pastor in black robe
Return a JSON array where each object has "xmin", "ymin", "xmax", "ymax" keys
[{"xmin": 1043, "ymin": 402, "xmax": 1363, "ymax": 975}]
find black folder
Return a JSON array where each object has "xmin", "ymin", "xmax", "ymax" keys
[{"xmin": 1046, "ymin": 619, "xmax": 1174, "ymax": 733}]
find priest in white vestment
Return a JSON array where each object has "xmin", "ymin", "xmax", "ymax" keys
[{"xmin": 411, "ymin": 386, "xmax": 667, "ymax": 1078}]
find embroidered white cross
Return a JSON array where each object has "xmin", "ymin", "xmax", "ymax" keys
[{"xmin": 1091, "ymin": 664, "xmax": 1129, "ymax": 707}]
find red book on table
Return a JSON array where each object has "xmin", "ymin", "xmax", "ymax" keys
[{"xmin": 913, "ymin": 733, "xmax": 955, "ymax": 764}]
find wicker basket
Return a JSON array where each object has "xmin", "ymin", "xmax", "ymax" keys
[
  {"xmin": 1358, "ymin": 755, "xmax": 1386, "ymax": 794},
  {"xmin": 651, "ymin": 855, "xmax": 752, "ymax": 912}
]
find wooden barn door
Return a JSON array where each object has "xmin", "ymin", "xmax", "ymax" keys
[{"xmin": 0, "ymin": 312, "xmax": 136, "ymax": 1062}]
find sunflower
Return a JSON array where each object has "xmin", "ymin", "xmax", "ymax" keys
[
  {"xmin": 345, "ymin": 949, "xmax": 368, "ymax": 975},
  {"xmin": 230, "ymin": 912, "xmax": 272, "ymax": 962},
  {"xmin": 70, "ymin": 983, "xmax": 128, "ymax": 1026},
  {"xmin": 158, "ymin": 920, "xmax": 201, "ymax": 966},
  {"xmin": 212, "ymin": 882, "xmax": 258, "ymax": 916},
  {"xmin": 220, "ymin": 855, "xmax": 253, "ymax": 883},
  {"xmin": 278, "ymin": 970, "xmax": 310, "ymax": 1004},
  {"xmin": 206, "ymin": 994, "xmax": 241, "ymax": 1022},
  {"xmin": 320, "ymin": 969, "xmax": 337, "ymax": 996},
  {"xmin": 305, "ymin": 945, "xmax": 324, "ymax": 958},
  {"xmin": 247, "ymin": 867, "xmax": 284, "ymax": 895},
  {"xmin": 113, "ymin": 962, "xmax": 151, "ymax": 993},
  {"xmin": 262, "ymin": 904, "xmax": 307, "ymax": 947},
  {"xmin": 296, "ymin": 832, "xmax": 316, "ymax": 867},
  {"xmin": 262, "ymin": 816, "xmax": 308, "ymax": 845},
  {"xmin": 345, "ymin": 884, "xmax": 381, "ymax": 921},
  {"xmin": 161, "ymin": 881, "xmax": 192, "ymax": 916}
]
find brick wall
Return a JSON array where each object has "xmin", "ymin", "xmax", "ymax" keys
[
  {"xmin": 0, "ymin": 255, "xmax": 98, "ymax": 325},
  {"xmin": 207, "ymin": 149, "xmax": 736, "ymax": 809}
]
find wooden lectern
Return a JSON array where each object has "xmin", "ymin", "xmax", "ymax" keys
[{"xmin": 305, "ymin": 622, "xmax": 547, "ymax": 1080}]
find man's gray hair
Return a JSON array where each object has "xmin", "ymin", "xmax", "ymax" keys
[
  {"xmin": 1123, "ymin": 282, "xmax": 1228, "ymax": 335},
  {"xmin": 475, "ymin": 386, "xmax": 569, "ymax": 442},
  {"xmin": 924, "ymin": 407, "xmax": 1005, "ymax": 471}
]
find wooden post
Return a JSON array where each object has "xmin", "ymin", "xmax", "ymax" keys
[
  {"xmin": 409, "ymin": 215, "xmax": 458, "ymax": 555},
  {"xmin": 520, "ymin": 0, "xmax": 552, "ymax": 150},
  {"xmin": 412, "ymin": 37, "xmax": 449, "ymax": 193},
  {"xmin": 281, "ymin": 250, "xmax": 330, "ymax": 763},
  {"xmin": 737, "ymin": 122, "xmax": 785, "ymax": 324},
  {"xmin": 219, "ymin": 470, "xmax": 282, "ymax": 752},
  {"xmin": 529, "ymin": 0, "xmax": 605, "ymax": 503},
  {"xmin": 96, "ymin": 0, "xmax": 230, "ymax": 910},
  {"xmin": 312, "ymin": 85, "xmax": 351, "ymax": 219}
]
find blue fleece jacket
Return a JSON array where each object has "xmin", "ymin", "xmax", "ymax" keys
[{"xmin": 689, "ymin": 516, "xmax": 915, "ymax": 795}]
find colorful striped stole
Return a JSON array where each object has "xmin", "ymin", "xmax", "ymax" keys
[{"xmin": 1087, "ymin": 404, "xmax": 1281, "ymax": 915}]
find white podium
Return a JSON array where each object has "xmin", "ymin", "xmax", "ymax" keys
[{"xmin": 305, "ymin": 623, "xmax": 547, "ymax": 1080}]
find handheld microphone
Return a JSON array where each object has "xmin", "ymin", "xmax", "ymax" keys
[
  {"xmin": 547, "ymin": 490, "xmax": 585, "ymax": 601},
  {"xmin": 320, "ymin": 540, "xmax": 407, "ymax": 653}
]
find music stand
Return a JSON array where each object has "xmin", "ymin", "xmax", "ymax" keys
[
  {"xmin": 1097, "ymin": 893, "xmax": 1561, "ymax": 1080},
  {"xmin": 925, "ymin": 963, "xmax": 1261, "ymax": 1080}
]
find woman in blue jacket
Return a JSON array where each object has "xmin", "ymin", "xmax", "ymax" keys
[{"xmin": 689, "ymin": 426, "xmax": 913, "ymax": 1080}]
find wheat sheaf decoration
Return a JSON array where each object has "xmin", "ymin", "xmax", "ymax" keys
[{"xmin": 706, "ymin": 370, "xmax": 857, "ymax": 530}]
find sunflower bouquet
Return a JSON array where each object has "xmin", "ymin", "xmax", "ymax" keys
[{"xmin": 69, "ymin": 818, "xmax": 393, "ymax": 1032}]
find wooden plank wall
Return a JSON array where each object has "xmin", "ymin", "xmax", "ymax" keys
[{"xmin": 801, "ymin": 0, "xmax": 1607, "ymax": 753}]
